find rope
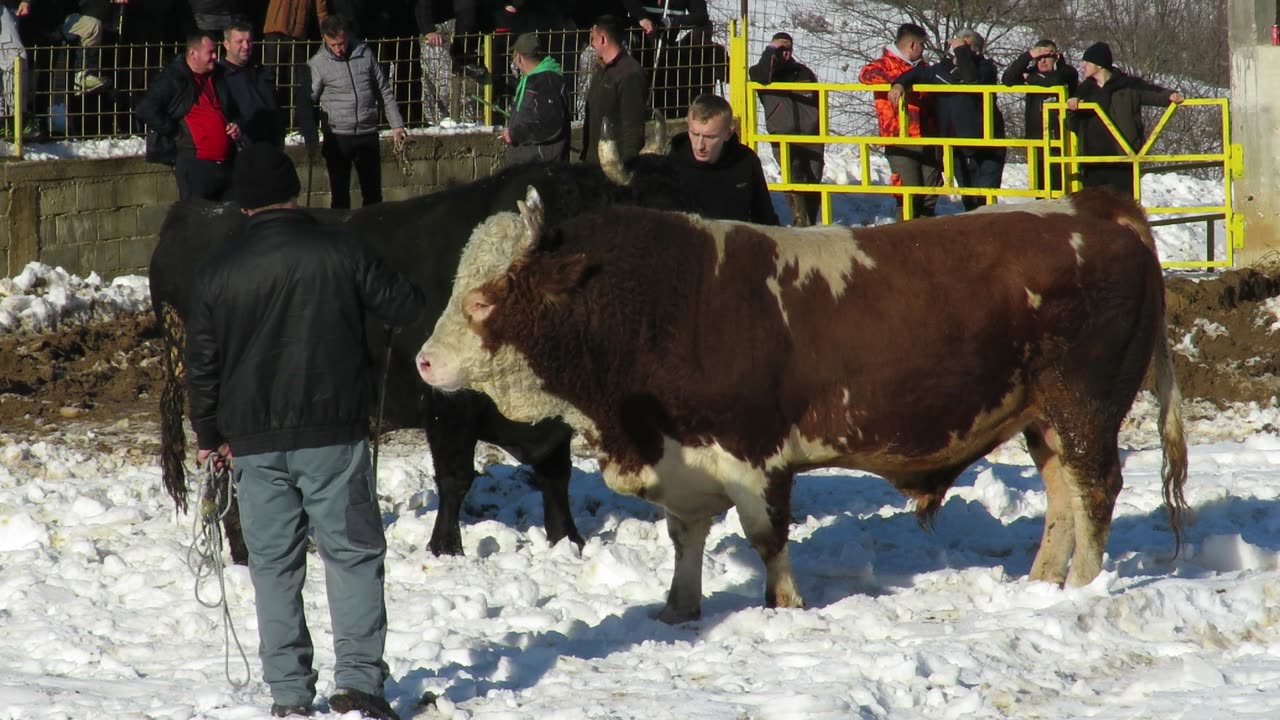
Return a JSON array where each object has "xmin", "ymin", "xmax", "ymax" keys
[
  {"xmin": 185, "ymin": 458, "xmax": 251, "ymax": 689},
  {"xmin": 393, "ymin": 134, "xmax": 414, "ymax": 178}
]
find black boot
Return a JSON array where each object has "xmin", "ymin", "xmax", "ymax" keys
[{"xmin": 329, "ymin": 689, "xmax": 400, "ymax": 720}]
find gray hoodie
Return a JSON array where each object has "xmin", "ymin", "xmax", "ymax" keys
[{"xmin": 308, "ymin": 39, "xmax": 404, "ymax": 136}]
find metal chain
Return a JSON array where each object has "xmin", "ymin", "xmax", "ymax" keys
[{"xmin": 185, "ymin": 458, "xmax": 252, "ymax": 689}]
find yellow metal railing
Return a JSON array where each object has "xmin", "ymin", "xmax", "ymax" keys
[{"xmin": 732, "ymin": 18, "xmax": 1239, "ymax": 267}]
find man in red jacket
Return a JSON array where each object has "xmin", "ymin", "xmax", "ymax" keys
[{"xmin": 859, "ymin": 22, "xmax": 939, "ymax": 220}]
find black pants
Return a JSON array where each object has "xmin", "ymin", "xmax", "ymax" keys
[
  {"xmin": 322, "ymin": 132, "xmax": 382, "ymax": 209},
  {"xmin": 175, "ymin": 153, "xmax": 232, "ymax": 202},
  {"xmin": 1081, "ymin": 162, "xmax": 1136, "ymax": 199}
]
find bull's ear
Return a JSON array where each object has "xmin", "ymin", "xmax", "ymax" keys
[
  {"xmin": 516, "ymin": 186, "xmax": 544, "ymax": 252},
  {"xmin": 541, "ymin": 253, "xmax": 591, "ymax": 301},
  {"xmin": 463, "ymin": 288, "xmax": 496, "ymax": 324}
]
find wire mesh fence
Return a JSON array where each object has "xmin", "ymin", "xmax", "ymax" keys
[{"xmin": 4, "ymin": 25, "xmax": 731, "ymax": 142}]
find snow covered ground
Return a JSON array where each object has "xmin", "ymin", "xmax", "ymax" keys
[{"xmin": 3, "ymin": 165, "xmax": 1280, "ymax": 719}]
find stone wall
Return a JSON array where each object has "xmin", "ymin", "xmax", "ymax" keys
[{"xmin": 1, "ymin": 131, "xmax": 508, "ymax": 279}]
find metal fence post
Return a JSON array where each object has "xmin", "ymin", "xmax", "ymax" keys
[{"xmin": 13, "ymin": 55, "xmax": 24, "ymax": 158}]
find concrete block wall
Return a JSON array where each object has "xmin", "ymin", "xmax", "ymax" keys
[{"xmin": 1, "ymin": 131, "xmax": 508, "ymax": 280}]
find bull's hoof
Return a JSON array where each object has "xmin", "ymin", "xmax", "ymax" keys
[
  {"xmin": 427, "ymin": 538, "xmax": 464, "ymax": 557},
  {"xmin": 652, "ymin": 603, "xmax": 701, "ymax": 625}
]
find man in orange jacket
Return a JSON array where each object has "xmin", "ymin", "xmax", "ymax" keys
[{"xmin": 859, "ymin": 22, "xmax": 939, "ymax": 220}]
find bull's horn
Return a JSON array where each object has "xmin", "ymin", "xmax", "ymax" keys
[
  {"xmin": 597, "ymin": 116, "xmax": 633, "ymax": 186},
  {"xmin": 640, "ymin": 111, "xmax": 669, "ymax": 156},
  {"xmin": 516, "ymin": 185, "xmax": 544, "ymax": 251}
]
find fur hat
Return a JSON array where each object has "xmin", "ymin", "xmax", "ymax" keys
[
  {"xmin": 234, "ymin": 143, "xmax": 301, "ymax": 210},
  {"xmin": 1081, "ymin": 42, "xmax": 1113, "ymax": 70}
]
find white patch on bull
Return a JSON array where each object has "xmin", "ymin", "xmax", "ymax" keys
[
  {"xmin": 1026, "ymin": 288, "xmax": 1043, "ymax": 310},
  {"xmin": 1069, "ymin": 233, "xmax": 1086, "ymax": 266},
  {"xmin": 602, "ymin": 438, "xmax": 737, "ymax": 518}
]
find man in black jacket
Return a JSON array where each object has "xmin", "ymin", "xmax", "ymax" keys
[
  {"xmin": 186, "ymin": 143, "xmax": 423, "ymax": 720},
  {"xmin": 135, "ymin": 32, "xmax": 242, "ymax": 200},
  {"xmin": 749, "ymin": 31, "xmax": 823, "ymax": 225},
  {"xmin": 1002, "ymin": 38, "xmax": 1077, "ymax": 192},
  {"xmin": 670, "ymin": 93, "xmax": 778, "ymax": 225},
  {"xmin": 219, "ymin": 20, "xmax": 285, "ymax": 147},
  {"xmin": 891, "ymin": 29, "xmax": 1005, "ymax": 210},
  {"xmin": 581, "ymin": 14, "xmax": 646, "ymax": 164},
  {"xmin": 503, "ymin": 31, "xmax": 569, "ymax": 165}
]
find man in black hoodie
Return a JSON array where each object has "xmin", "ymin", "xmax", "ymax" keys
[{"xmin": 670, "ymin": 93, "xmax": 778, "ymax": 225}]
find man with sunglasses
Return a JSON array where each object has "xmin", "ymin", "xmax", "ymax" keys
[{"xmin": 1002, "ymin": 38, "xmax": 1078, "ymax": 192}]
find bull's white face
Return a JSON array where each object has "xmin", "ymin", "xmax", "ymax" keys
[{"xmin": 416, "ymin": 211, "xmax": 576, "ymax": 425}]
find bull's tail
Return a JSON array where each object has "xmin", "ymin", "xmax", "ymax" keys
[
  {"xmin": 1115, "ymin": 202, "xmax": 1191, "ymax": 556},
  {"xmin": 157, "ymin": 302, "xmax": 190, "ymax": 514}
]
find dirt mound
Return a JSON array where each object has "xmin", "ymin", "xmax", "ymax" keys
[
  {"xmin": 1, "ymin": 265, "xmax": 1278, "ymax": 443},
  {"xmin": 1165, "ymin": 265, "xmax": 1280, "ymax": 406},
  {"xmin": 0, "ymin": 314, "xmax": 166, "ymax": 439}
]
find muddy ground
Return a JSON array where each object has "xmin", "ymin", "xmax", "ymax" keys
[{"xmin": 1, "ymin": 266, "xmax": 1278, "ymax": 446}]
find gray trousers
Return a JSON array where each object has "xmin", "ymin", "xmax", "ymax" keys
[
  {"xmin": 235, "ymin": 440, "xmax": 389, "ymax": 706},
  {"xmin": 886, "ymin": 145, "xmax": 942, "ymax": 219}
]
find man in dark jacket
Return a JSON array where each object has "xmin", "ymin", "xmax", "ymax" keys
[
  {"xmin": 186, "ymin": 143, "xmax": 423, "ymax": 720},
  {"xmin": 669, "ymin": 93, "xmax": 778, "ymax": 225},
  {"xmin": 219, "ymin": 20, "xmax": 285, "ymax": 147},
  {"xmin": 135, "ymin": 32, "xmax": 242, "ymax": 200},
  {"xmin": 892, "ymin": 29, "xmax": 1005, "ymax": 210},
  {"xmin": 503, "ymin": 31, "xmax": 569, "ymax": 165},
  {"xmin": 581, "ymin": 14, "xmax": 646, "ymax": 164},
  {"xmin": 1067, "ymin": 41, "xmax": 1184, "ymax": 198},
  {"xmin": 1001, "ymin": 38, "xmax": 1078, "ymax": 192},
  {"xmin": 623, "ymin": 0, "xmax": 707, "ymax": 116},
  {"xmin": 749, "ymin": 31, "xmax": 824, "ymax": 225}
]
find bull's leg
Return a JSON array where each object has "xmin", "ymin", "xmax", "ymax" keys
[
  {"xmin": 725, "ymin": 470, "xmax": 803, "ymax": 610},
  {"xmin": 1025, "ymin": 425, "xmax": 1075, "ymax": 584},
  {"xmin": 424, "ymin": 390, "xmax": 484, "ymax": 556},
  {"xmin": 656, "ymin": 510, "xmax": 715, "ymax": 624},
  {"xmin": 482, "ymin": 400, "xmax": 584, "ymax": 549},
  {"xmin": 1065, "ymin": 446, "xmax": 1124, "ymax": 586},
  {"xmin": 525, "ymin": 434, "xmax": 585, "ymax": 550}
]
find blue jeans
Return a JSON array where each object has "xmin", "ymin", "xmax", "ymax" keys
[{"xmin": 234, "ymin": 440, "xmax": 390, "ymax": 706}]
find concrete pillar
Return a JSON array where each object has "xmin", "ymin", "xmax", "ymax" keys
[{"xmin": 1229, "ymin": 0, "xmax": 1280, "ymax": 266}]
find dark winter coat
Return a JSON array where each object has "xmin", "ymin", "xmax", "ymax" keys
[
  {"xmin": 1069, "ymin": 71, "xmax": 1176, "ymax": 157},
  {"xmin": 506, "ymin": 56, "xmax": 570, "ymax": 165},
  {"xmin": 669, "ymin": 132, "xmax": 779, "ymax": 225},
  {"xmin": 895, "ymin": 45, "xmax": 1005, "ymax": 147},
  {"xmin": 1001, "ymin": 51, "xmax": 1078, "ymax": 140},
  {"xmin": 622, "ymin": 0, "xmax": 708, "ymax": 29},
  {"xmin": 748, "ymin": 45, "xmax": 820, "ymax": 137},
  {"xmin": 135, "ymin": 54, "xmax": 240, "ymax": 166},
  {"xmin": 219, "ymin": 58, "xmax": 285, "ymax": 146},
  {"xmin": 581, "ymin": 49, "xmax": 647, "ymax": 164},
  {"xmin": 186, "ymin": 209, "xmax": 425, "ymax": 456}
]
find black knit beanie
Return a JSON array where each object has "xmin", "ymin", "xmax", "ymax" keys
[
  {"xmin": 234, "ymin": 143, "xmax": 301, "ymax": 209},
  {"xmin": 1081, "ymin": 42, "xmax": 1113, "ymax": 70}
]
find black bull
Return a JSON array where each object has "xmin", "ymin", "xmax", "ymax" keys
[{"xmin": 150, "ymin": 157, "xmax": 686, "ymax": 562}]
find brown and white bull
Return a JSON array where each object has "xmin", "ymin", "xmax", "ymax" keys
[{"xmin": 416, "ymin": 188, "xmax": 1189, "ymax": 623}]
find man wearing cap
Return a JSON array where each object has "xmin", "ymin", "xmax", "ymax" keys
[
  {"xmin": 502, "ymin": 31, "xmax": 570, "ymax": 165},
  {"xmin": 185, "ymin": 143, "xmax": 424, "ymax": 720},
  {"xmin": 1066, "ymin": 41, "xmax": 1184, "ymax": 197}
]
